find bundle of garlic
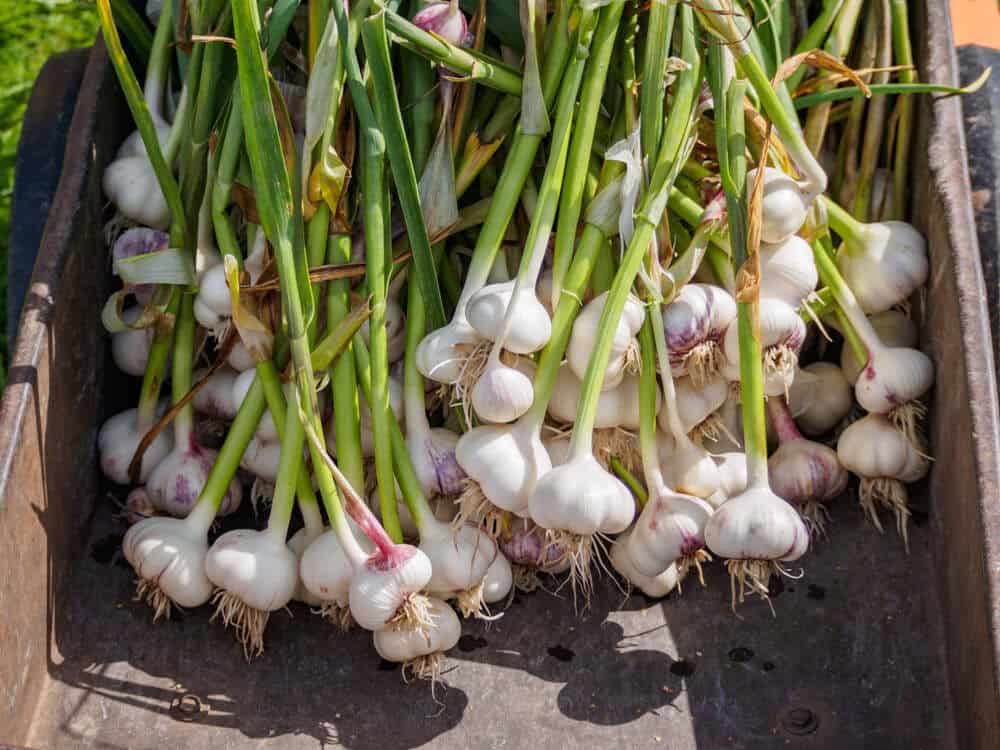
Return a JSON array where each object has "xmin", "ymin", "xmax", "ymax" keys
[{"xmin": 92, "ymin": 0, "xmax": 958, "ymax": 681}]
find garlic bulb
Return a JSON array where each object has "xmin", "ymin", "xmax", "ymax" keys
[
  {"xmin": 548, "ymin": 365, "xmax": 653, "ymax": 430},
  {"xmin": 667, "ymin": 374, "xmax": 728, "ymax": 439},
  {"xmin": 420, "ymin": 520, "xmax": 498, "ymax": 617},
  {"xmin": 373, "ymin": 597, "xmax": 461, "ymax": 676},
  {"xmin": 408, "ymin": 426, "xmax": 466, "ymax": 499},
  {"xmin": 657, "ymin": 431, "xmax": 722, "ymax": 500},
  {"xmin": 627, "ymin": 483, "xmax": 714, "ymax": 578},
  {"xmin": 722, "ymin": 297, "xmax": 806, "ymax": 397},
  {"xmin": 709, "ymin": 451, "xmax": 748, "ymax": 508},
  {"xmin": 466, "ymin": 280, "xmax": 552, "ymax": 354},
  {"xmin": 837, "ymin": 413, "xmax": 929, "ymax": 544},
  {"xmin": 412, "ymin": 0, "xmax": 468, "ymax": 45},
  {"xmin": 416, "ymin": 316, "xmax": 483, "ymax": 384},
  {"xmin": 192, "ymin": 366, "xmax": 239, "ymax": 420},
  {"xmin": 240, "ymin": 437, "xmax": 280, "ymax": 483},
  {"xmin": 854, "ymin": 344, "xmax": 933, "ymax": 416},
  {"xmin": 529, "ymin": 454, "xmax": 634, "ymax": 536},
  {"xmin": 103, "ymin": 151, "xmax": 170, "ymax": 229},
  {"xmin": 705, "ymin": 485, "xmax": 809, "ymax": 561},
  {"xmin": 227, "ymin": 340, "xmax": 257, "ymax": 372},
  {"xmin": 759, "ymin": 234, "xmax": 818, "ymax": 307},
  {"xmin": 123, "ymin": 499, "xmax": 220, "ymax": 617},
  {"xmin": 193, "ymin": 263, "xmax": 231, "ymax": 333},
  {"xmin": 148, "ymin": 438, "xmax": 243, "ymax": 518},
  {"xmin": 498, "ymin": 517, "xmax": 570, "ymax": 574},
  {"xmin": 111, "ymin": 315, "xmax": 155, "ymax": 377},
  {"xmin": 610, "ymin": 529, "xmax": 683, "ymax": 598},
  {"xmin": 748, "ymin": 166, "xmax": 811, "ymax": 244},
  {"xmin": 111, "ymin": 227, "xmax": 169, "ymax": 306},
  {"xmin": 767, "ymin": 398, "xmax": 848, "ymax": 535},
  {"xmin": 205, "ymin": 528, "xmax": 299, "ymax": 657},
  {"xmin": 840, "ymin": 309, "xmax": 917, "ymax": 384},
  {"xmin": 567, "ymin": 292, "xmax": 645, "ymax": 391},
  {"xmin": 455, "ymin": 421, "xmax": 552, "ymax": 518},
  {"xmin": 349, "ymin": 544, "xmax": 434, "ymax": 632},
  {"xmin": 836, "ymin": 220, "xmax": 928, "ymax": 314},
  {"xmin": 482, "ymin": 552, "xmax": 514, "ymax": 604},
  {"xmin": 98, "ymin": 407, "xmax": 174, "ymax": 484},
  {"xmin": 787, "ymin": 362, "xmax": 853, "ymax": 436},
  {"xmin": 300, "ymin": 522, "xmax": 374, "ymax": 615},
  {"xmin": 662, "ymin": 283, "xmax": 736, "ymax": 384},
  {"xmin": 287, "ymin": 526, "xmax": 324, "ymax": 606},
  {"xmin": 471, "ymin": 358, "xmax": 535, "ymax": 423}
]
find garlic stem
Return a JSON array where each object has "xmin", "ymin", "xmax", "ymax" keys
[
  {"xmin": 822, "ymin": 194, "xmax": 868, "ymax": 248},
  {"xmin": 638, "ymin": 316, "xmax": 666, "ymax": 494},
  {"xmin": 809, "ymin": 233, "xmax": 884, "ymax": 362},
  {"xmin": 552, "ymin": 2, "xmax": 625, "ymax": 308},
  {"xmin": 570, "ymin": 5, "xmax": 701, "ymax": 460},
  {"xmin": 143, "ymin": 0, "xmax": 173, "ymax": 117},
  {"xmin": 767, "ymin": 396, "xmax": 804, "ymax": 445},
  {"xmin": 481, "ymin": 20, "xmax": 593, "ymax": 364},
  {"xmin": 171, "ymin": 295, "xmax": 197, "ymax": 448}
]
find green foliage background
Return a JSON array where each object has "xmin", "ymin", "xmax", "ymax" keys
[{"xmin": 0, "ymin": 0, "xmax": 98, "ymax": 386}]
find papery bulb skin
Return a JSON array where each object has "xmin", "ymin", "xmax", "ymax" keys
[
  {"xmin": 628, "ymin": 488, "xmax": 713, "ymax": 577},
  {"xmin": 373, "ymin": 597, "xmax": 461, "ymax": 665},
  {"xmin": 421, "ymin": 522, "xmax": 497, "ymax": 602},
  {"xmin": 472, "ymin": 359, "xmax": 535, "ymax": 423},
  {"xmin": 206, "ymin": 529, "xmax": 299, "ymax": 613},
  {"xmin": 722, "ymin": 297, "xmax": 806, "ymax": 396},
  {"xmin": 769, "ymin": 440, "xmax": 848, "ymax": 506},
  {"xmin": 147, "ymin": 440, "xmax": 243, "ymax": 518},
  {"xmin": 456, "ymin": 423, "xmax": 551, "ymax": 514},
  {"xmin": 410, "ymin": 427, "xmax": 466, "ymax": 498},
  {"xmin": 854, "ymin": 345, "xmax": 933, "ymax": 415},
  {"xmin": 750, "ymin": 167, "xmax": 811, "ymax": 244},
  {"xmin": 567, "ymin": 292, "xmax": 644, "ymax": 390},
  {"xmin": 349, "ymin": 545, "xmax": 434, "ymax": 632},
  {"xmin": 668, "ymin": 375, "xmax": 728, "ymax": 435},
  {"xmin": 787, "ymin": 362, "xmax": 852, "ymax": 436},
  {"xmin": 529, "ymin": 454, "xmax": 635, "ymax": 536},
  {"xmin": 662, "ymin": 284, "xmax": 736, "ymax": 380},
  {"xmin": 499, "ymin": 517, "xmax": 569, "ymax": 573},
  {"xmin": 362, "ymin": 296, "xmax": 407, "ymax": 363},
  {"xmin": 837, "ymin": 221, "xmax": 928, "ymax": 313},
  {"xmin": 704, "ymin": 486, "xmax": 809, "ymax": 562},
  {"xmin": 112, "ymin": 321, "xmax": 155, "ymax": 377},
  {"xmin": 841, "ymin": 310, "xmax": 917, "ymax": 384},
  {"xmin": 227, "ymin": 340, "xmax": 257, "ymax": 372},
  {"xmin": 611, "ymin": 529, "xmax": 682, "ymax": 598},
  {"xmin": 300, "ymin": 525, "xmax": 373, "ymax": 606},
  {"xmin": 412, "ymin": 1, "xmax": 469, "ymax": 46},
  {"xmin": 240, "ymin": 437, "xmax": 280, "ymax": 482},
  {"xmin": 482, "ymin": 552, "xmax": 513, "ymax": 604},
  {"xmin": 416, "ymin": 317, "xmax": 482, "ymax": 384},
  {"xmin": 287, "ymin": 527, "xmax": 325, "ymax": 606},
  {"xmin": 99, "ymin": 408, "xmax": 174, "ymax": 485},
  {"xmin": 466, "ymin": 282, "xmax": 553, "ymax": 354},
  {"xmin": 123, "ymin": 515, "xmax": 213, "ymax": 609},
  {"xmin": 192, "ymin": 366, "xmax": 239, "ymax": 420},
  {"xmin": 759, "ymin": 235, "xmax": 818, "ymax": 307},
  {"xmin": 103, "ymin": 156, "xmax": 170, "ymax": 229},
  {"xmin": 548, "ymin": 365, "xmax": 652, "ymax": 429},
  {"xmin": 837, "ymin": 414, "xmax": 929, "ymax": 482}
]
